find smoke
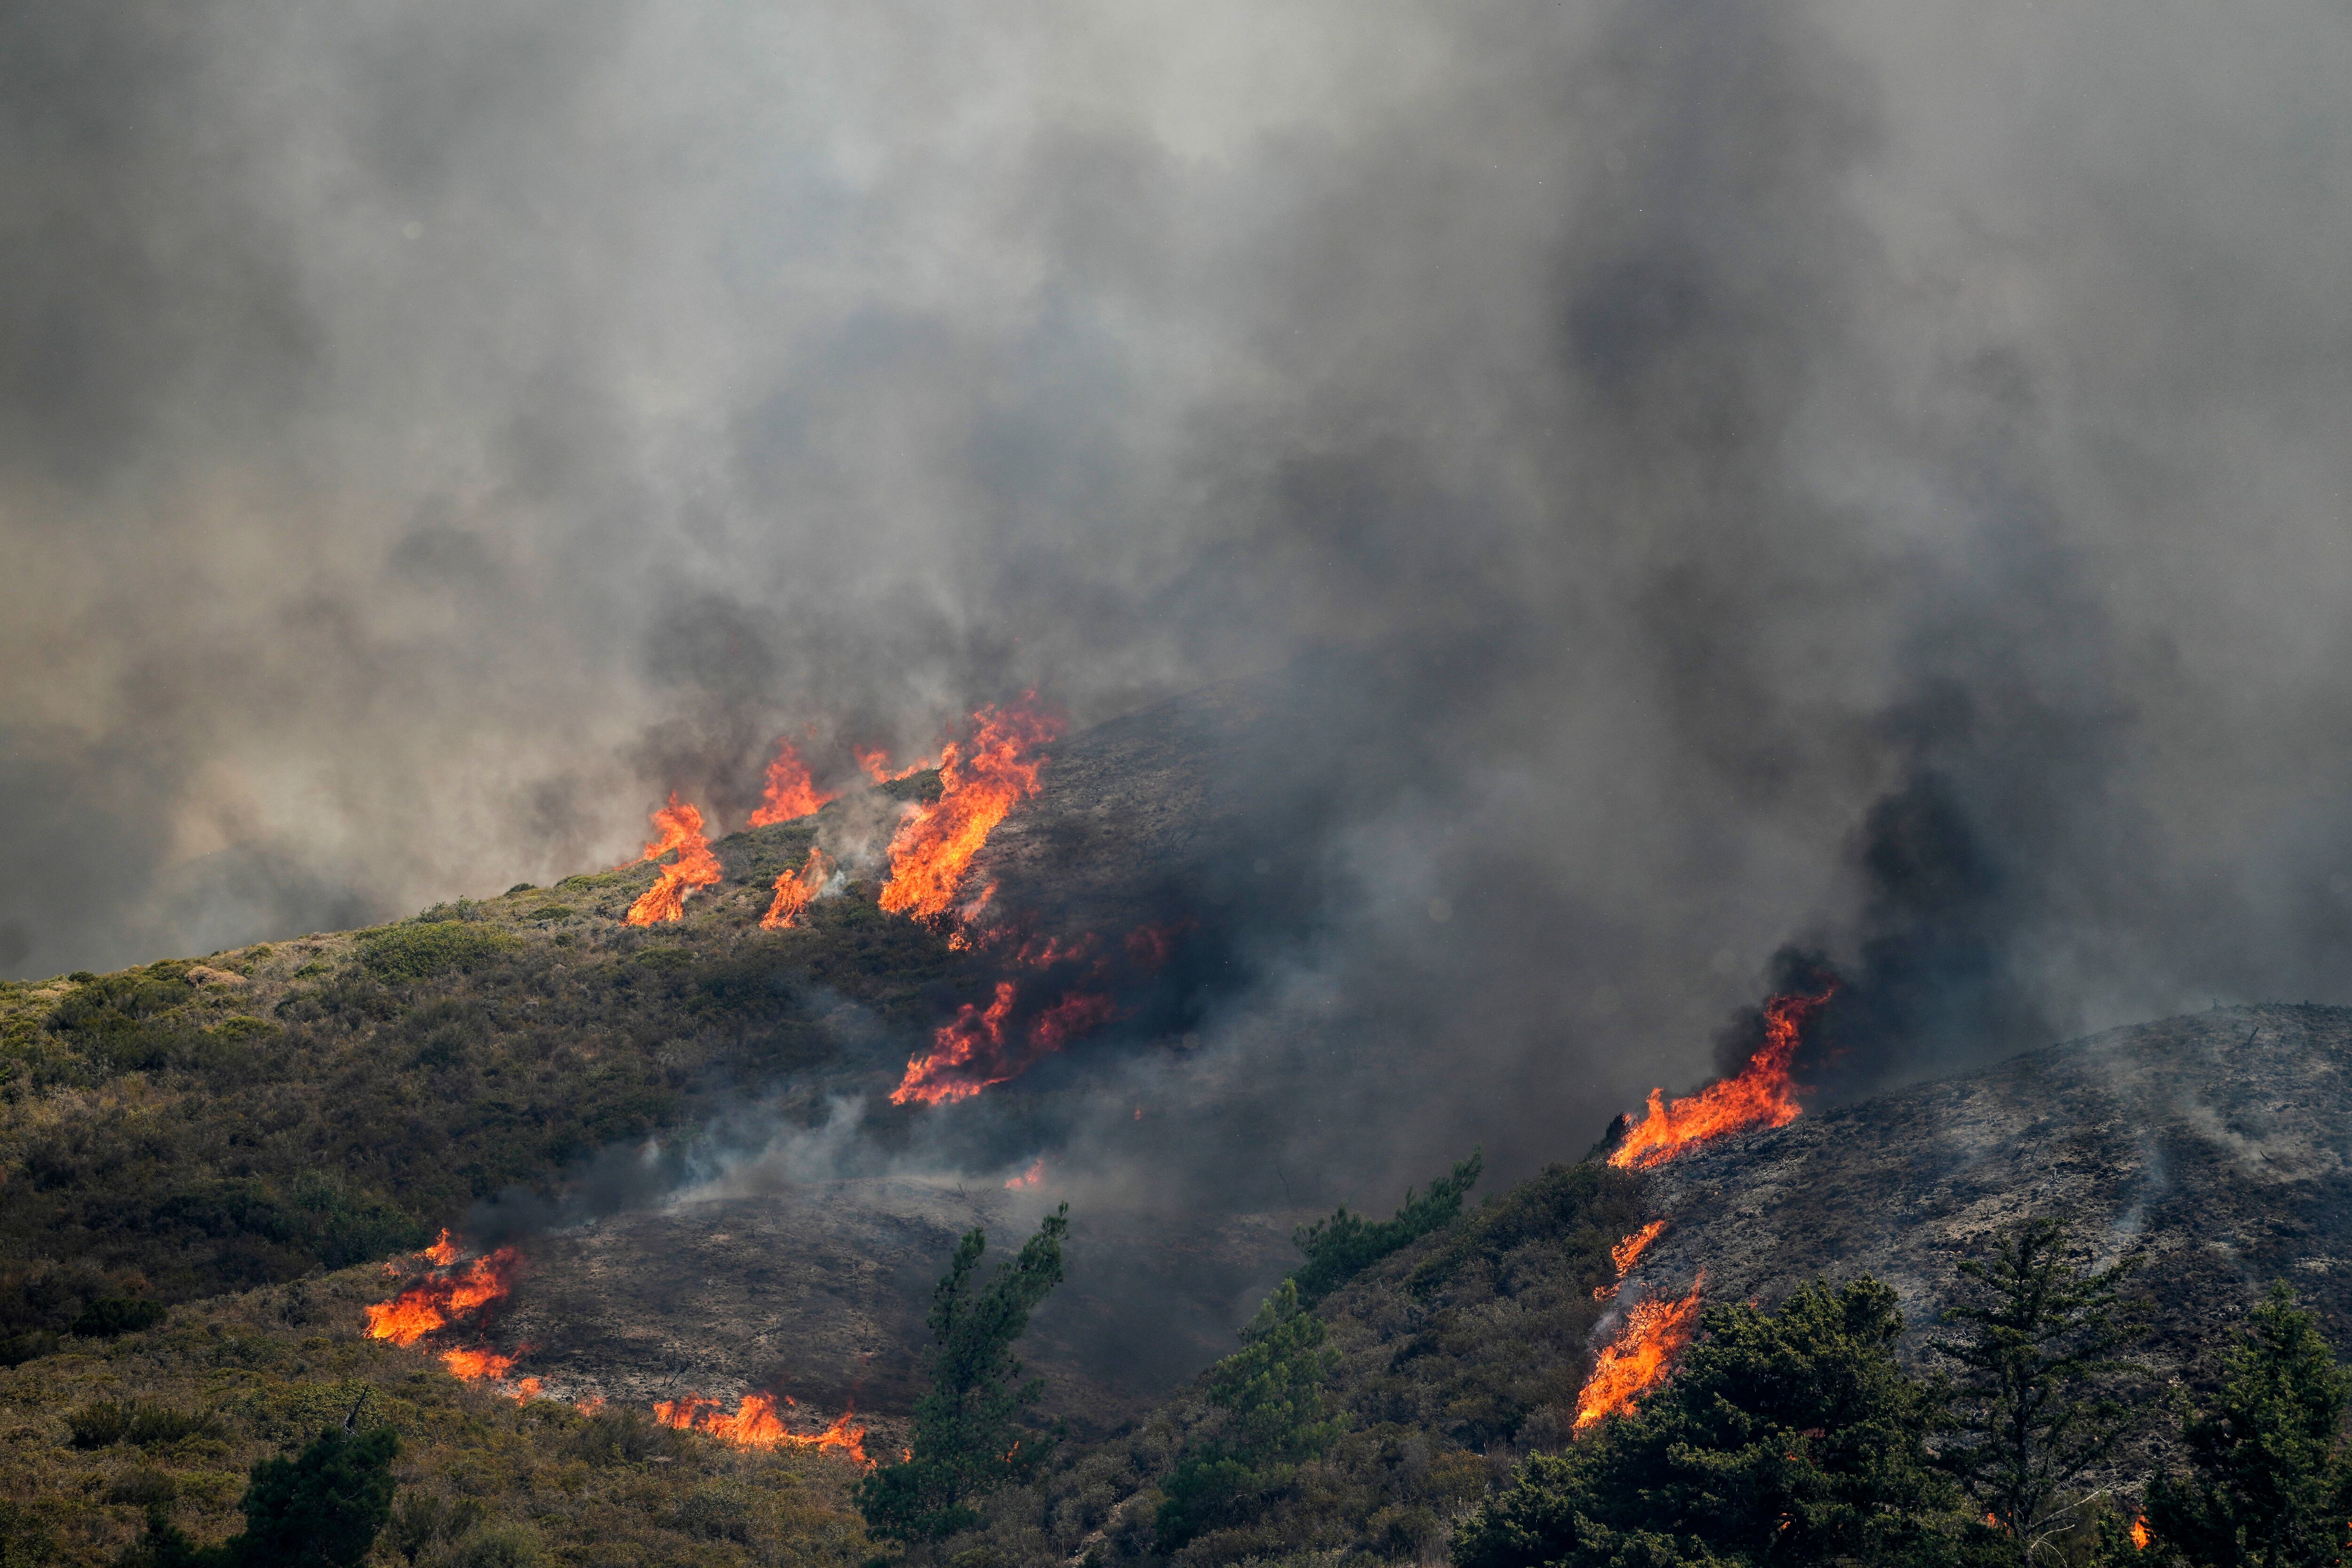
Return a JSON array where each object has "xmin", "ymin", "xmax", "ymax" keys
[{"xmin": 5, "ymin": 0, "xmax": 2352, "ymax": 1216}]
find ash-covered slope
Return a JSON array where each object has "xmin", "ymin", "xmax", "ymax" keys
[{"xmin": 1627, "ymin": 1002, "xmax": 2352, "ymax": 1364}]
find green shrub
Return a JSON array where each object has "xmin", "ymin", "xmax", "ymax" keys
[
  {"xmin": 67, "ymin": 1399, "xmax": 134, "ymax": 1448},
  {"xmin": 70, "ymin": 1294, "xmax": 165, "ymax": 1337},
  {"xmin": 526, "ymin": 904, "xmax": 574, "ymax": 922},
  {"xmin": 356, "ymin": 923, "xmax": 517, "ymax": 982},
  {"xmin": 1292, "ymin": 1151, "xmax": 1481, "ymax": 1303}
]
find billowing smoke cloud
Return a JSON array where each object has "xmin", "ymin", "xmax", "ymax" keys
[{"xmin": 4, "ymin": 0, "xmax": 2352, "ymax": 1215}]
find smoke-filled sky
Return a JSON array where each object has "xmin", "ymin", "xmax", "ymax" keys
[{"xmin": 6, "ymin": 1, "xmax": 2351, "ymax": 1195}]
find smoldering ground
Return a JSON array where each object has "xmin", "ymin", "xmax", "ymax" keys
[{"xmin": 3, "ymin": 0, "xmax": 2352, "ymax": 1221}]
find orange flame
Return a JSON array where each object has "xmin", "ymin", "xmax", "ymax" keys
[
  {"xmin": 890, "ymin": 981, "xmax": 1114, "ymax": 1106},
  {"xmin": 1595, "ymin": 1219, "xmax": 1669, "ymax": 1299},
  {"xmin": 654, "ymin": 1393, "xmax": 870, "ymax": 1466},
  {"xmin": 747, "ymin": 740, "xmax": 836, "ymax": 827},
  {"xmin": 1574, "ymin": 1273, "xmax": 1705, "ymax": 1431},
  {"xmin": 2130, "ymin": 1516, "xmax": 2151, "ymax": 1551},
  {"xmin": 420, "ymin": 1228, "xmax": 461, "ymax": 1267},
  {"xmin": 624, "ymin": 795, "xmax": 723, "ymax": 925},
  {"xmin": 362, "ymin": 1247, "xmax": 519, "ymax": 1347},
  {"xmin": 761, "ymin": 845, "xmax": 835, "ymax": 930},
  {"xmin": 1607, "ymin": 988, "xmax": 1834, "ymax": 1170},
  {"xmin": 1005, "ymin": 1158, "xmax": 1046, "ymax": 1190},
  {"xmin": 877, "ymin": 700, "xmax": 1063, "ymax": 921},
  {"xmin": 440, "ymin": 1346, "xmax": 517, "ymax": 1382},
  {"xmin": 854, "ymin": 744, "xmax": 933, "ymax": 784}
]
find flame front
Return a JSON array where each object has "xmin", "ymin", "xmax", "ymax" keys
[
  {"xmin": 1596, "ymin": 1219, "xmax": 1669, "ymax": 1300},
  {"xmin": 363, "ymin": 1247, "xmax": 519, "ymax": 1347},
  {"xmin": 747, "ymin": 740, "xmax": 837, "ymax": 827},
  {"xmin": 761, "ymin": 845, "xmax": 835, "ymax": 930},
  {"xmin": 624, "ymin": 795, "xmax": 724, "ymax": 926},
  {"xmin": 890, "ymin": 981, "xmax": 1115, "ymax": 1106},
  {"xmin": 420, "ymin": 1228, "xmax": 461, "ymax": 1267},
  {"xmin": 654, "ymin": 1392, "xmax": 869, "ymax": 1466},
  {"xmin": 854, "ymin": 744, "xmax": 933, "ymax": 784},
  {"xmin": 877, "ymin": 700, "xmax": 1062, "ymax": 921},
  {"xmin": 1607, "ymin": 988, "xmax": 1834, "ymax": 1170},
  {"xmin": 1574, "ymin": 1273, "xmax": 1705, "ymax": 1431}
]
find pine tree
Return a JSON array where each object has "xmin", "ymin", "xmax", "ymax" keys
[
  {"xmin": 1292, "ymin": 1151, "xmax": 1481, "ymax": 1303},
  {"xmin": 125, "ymin": 1423, "xmax": 402, "ymax": 1568},
  {"xmin": 858, "ymin": 1204, "xmax": 1071, "ymax": 1542},
  {"xmin": 1935, "ymin": 1218, "xmax": 2144, "ymax": 1566},
  {"xmin": 1156, "ymin": 1278, "xmax": 1345, "ymax": 1549},
  {"xmin": 2144, "ymin": 1281, "xmax": 2352, "ymax": 1568},
  {"xmin": 1453, "ymin": 1278, "xmax": 1959, "ymax": 1568}
]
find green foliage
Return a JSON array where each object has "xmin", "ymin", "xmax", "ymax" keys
[
  {"xmin": 1934, "ymin": 1218, "xmax": 2145, "ymax": 1564},
  {"xmin": 1157, "ymin": 1279, "xmax": 1345, "ymax": 1551},
  {"xmin": 1292, "ymin": 1151, "xmax": 1482, "ymax": 1304},
  {"xmin": 1454, "ymin": 1279, "xmax": 1961, "ymax": 1568},
  {"xmin": 859, "ymin": 1205, "xmax": 1073, "ymax": 1541},
  {"xmin": 2145, "ymin": 1282, "xmax": 2352, "ymax": 1568},
  {"xmin": 71, "ymin": 1295, "xmax": 167, "ymax": 1337},
  {"xmin": 525, "ymin": 904, "xmax": 574, "ymax": 921},
  {"xmin": 355, "ymin": 922, "xmax": 517, "ymax": 982}
]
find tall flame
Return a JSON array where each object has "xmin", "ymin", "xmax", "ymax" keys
[
  {"xmin": 761, "ymin": 846, "xmax": 835, "ymax": 930},
  {"xmin": 363, "ymin": 1247, "xmax": 520, "ymax": 1347},
  {"xmin": 624, "ymin": 795, "xmax": 723, "ymax": 925},
  {"xmin": 877, "ymin": 700, "xmax": 1062, "ymax": 921},
  {"xmin": 654, "ymin": 1392, "xmax": 869, "ymax": 1466},
  {"xmin": 1574, "ymin": 1273, "xmax": 1705, "ymax": 1431},
  {"xmin": 1607, "ymin": 988, "xmax": 1834, "ymax": 1170},
  {"xmin": 747, "ymin": 740, "xmax": 836, "ymax": 827},
  {"xmin": 890, "ymin": 981, "xmax": 1114, "ymax": 1106}
]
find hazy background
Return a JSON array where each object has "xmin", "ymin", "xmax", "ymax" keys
[{"xmin": 4, "ymin": 0, "xmax": 2350, "ymax": 1199}]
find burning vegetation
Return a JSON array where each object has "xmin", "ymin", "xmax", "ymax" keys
[
  {"xmin": 761, "ymin": 844, "xmax": 835, "ymax": 930},
  {"xmin": 1607, "ymin": 987, "xmax": 1834, "ymax": 1170},
  {"xmin": 877, "ymin": 698, "xmax": 1063, "ymax": 921},
  {"xmin": 746, "ymin": 738, "xmax": 837, "ymax": 826},
  {"xmin": 655, "ymin": 1392, "xmax": 870, "ymax": 1466},
  {"xmin": 362, "ymin": 1243, "xmax": 519, "ymax": 1348},
  {"xmin": 623, "ymin": 794, "xmax": 723, "ymax": 926},
  {"xmin": 1573, "ymin": 1273, "xmax": 1706, "ymax": 1432}
]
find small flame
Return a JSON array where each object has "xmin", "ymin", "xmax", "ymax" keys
[
  {"xmin": 1005, "ymin": 1158, "xmax": 1046, "ymax": 1190},
  {"xmin": 877, "ymin": 699, "xmax": 1063, "ymax": 921},
  {"xmin": 1596, "ymin": 1219, "xmax": 1669, "ymax": 1299},
  {"xmin": 654, "ymin": 1392, "xmax": 869, "ymax": 1466},
  {"xmin": 1574, "ymin": 1273, "xmax": 1705, "ymax": 1431},
  {"xmin": 890, "ymin": 981, "xmax": 1115, "ymax": 1106},
  {"xmin": 439, "ymin": 1346, "xmax": 517, "ymax": 1382},
  {"xmin": 761, "ymin": 845, "xmax": 835, "ymax": 931},
  {"xmin": 363, "ymin": 1247, "xmax": 520, "ymax": 1347},
  {"xmin": 624, "ymin": 795, "xmax": 723, "ymax": 926},
  {"xmin": 854, "ymin": 744, "xmax": 934, "ymax": 784},
  {"xmin": 1608, "ymin": 988, "xmax": 1834, "ymax": 1170},
  {"xmin": 747, "ymin": 740, "xmax": 836, "ymax": 827},
  {"xmin": 420, "ymin": 1228, "xmax": 461, "ymax": 1267},
  {"xmin": 2130, "ymin": 1516, "xmax": 2151, "ymax": 1552}
]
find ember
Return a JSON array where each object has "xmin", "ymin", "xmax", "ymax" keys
[
  {"xmin": 1608, "ymin": 988, "xmax": 1834, "ymax": 1170},
  {"xmin": 1574, "ymin": 1273, "xmax": 1705, "ymax": 1431},
  {"xmin": 655, "ymin": 1392, "xmax": 870, "ymax": 1466},
  {"xmin": 878, "ymin": 699, "xmax": 1062, "ymax": 921},
  {"xmin": 624, "ymin": 795, "xmax": 723, "ymax": 925},
  {"xmin": 747, "ymin": 739, "xmax": 835, "ymax": 826}
]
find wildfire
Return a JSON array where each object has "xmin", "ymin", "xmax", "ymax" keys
[
  {"xmin": 363, "ymin": 1246, "xmax": 520, "ymax": 1347},
  {"xmin": 2130, "ymin": 1516, "xmax": 2152, "ymax": 1551},
  {"xmin": 1607, "ymin": 988, "xmax": 1834, "ymax": 1170},
  {"xmin": 1596, "ymin": 1219, "xmax": 1669, "ymax": 1300},
  {"xmin": 854, "ymin": 744, "xmax": 933, "ymax": 784},
  {"xmin": 891, "ymin": 981, "xmax": 1116, "ymax": 1106},
  {"xmin": 421, "ymin": 1228, "xmax": 461, "ymax": 1267},
  {"xmin": 1574, "ymin": 1273, "xmax": 1706, "ymax": 1432},
  {"xmin": 1005, "ymin": 1158, "xmax": 1046, "ymax": 1190},
  {"xmin": 440, "ymin": 1346, "xmax": 516, "ymax": 1381},
  {"xmin": 624, "ymin": 795, "xmax": 724, "ymax": 926},
  {"xmin": 655, "ymin": 1392, "xmax": 870, "ymax": 1466},
  {"xmin": 877, "ymin": 699, "xmax": 1063, "ymax": 921},
  {"xmin": 747, "ymin": 740, "xmax": 836, "ymax": 827},
  {"xmin": 761, "ymin": 845, "xmax": 835, "ymax": 931}
]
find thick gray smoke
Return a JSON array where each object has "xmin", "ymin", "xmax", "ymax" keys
[{"xmin": 5, "ymin": 0, "xmax": 2351, "ymax": 1205}]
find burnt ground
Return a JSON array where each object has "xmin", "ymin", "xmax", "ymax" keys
[
  {"xmin": 1626, "ymin": 1001, "xmax": 2352, "ymax": 1389},
  {"xmin": 490, "ymin": 1175, "xmax": 1311, "ymax": 1439}
]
